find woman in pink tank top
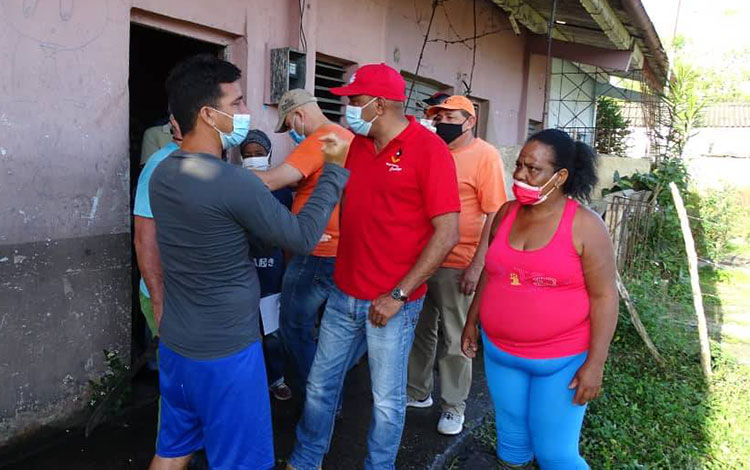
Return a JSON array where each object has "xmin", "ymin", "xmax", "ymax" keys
[{"xmin": 461, "ymin": 129, "xmax": 618, "ymax": 469}]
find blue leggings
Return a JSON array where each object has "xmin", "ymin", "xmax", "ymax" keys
[{"xmin": 482, "ymin": 332, "xmax": 589, "ymax": 469}]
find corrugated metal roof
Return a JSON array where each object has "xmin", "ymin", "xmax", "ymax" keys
[
  {"xmin": 618, "ymin": 102, "xmax": 750, "ymax": 128},
  {"xmin": 701, "ymin": 103, "xmax": 750, "ymax": 128}
]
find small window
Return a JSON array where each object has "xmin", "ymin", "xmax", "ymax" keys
[
  {"xmin": 528, "ymin": 119, "xmax": 542, "ymax": 138},
  {"xmin": 401, "ymin": 72, "xmax": 452, "ymax": 118},
  {"xmin": 314, "ymin": 55, "xmax": 355, "ymax": 124},
  {"xmin": 468, "ymin": 96, "xmax": 489, "ymax": 140}
]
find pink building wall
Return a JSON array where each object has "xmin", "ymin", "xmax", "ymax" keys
[{"xmin": 0, "ymin": 0, "xmax": 542, "ymax": 447}]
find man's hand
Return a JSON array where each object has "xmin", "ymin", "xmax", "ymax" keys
[
  {"xmin": 368, "ymin": 294, "xmax": 403, "ymax": 327},
  {"xmin": 319, "ymin": 233, "xmax": 332, "ymax": 243},
  {"xmin": 568, "ymin": 360, "xmax": 604, "ymax": 405},
  {"xmin": 320, "ymin": 133, "xmax": 349, "ymax": 166},
  {"xmin": 459, "ymin": 262, "xmax": 482, "ymax": 295}
]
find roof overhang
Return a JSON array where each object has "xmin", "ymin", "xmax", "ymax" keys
[{"xmin": 491, "ymin": 0, "xmax": 668, "ymax": 89}]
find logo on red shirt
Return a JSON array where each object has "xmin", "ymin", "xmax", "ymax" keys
[{"xmin": 386, "ymin": 150, "xmax": 403, "ymax": 172}]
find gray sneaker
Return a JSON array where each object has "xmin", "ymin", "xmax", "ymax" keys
[
  {"xmin": 406, "ymin": 394, "xmax": 433, "ymax": 408},
  {"xmin": 437, "ymin": 411, "xmax": 465, "ymax": 435}
]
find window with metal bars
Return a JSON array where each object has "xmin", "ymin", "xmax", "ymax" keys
[
  {"xmin": 401, "ymin": 72, "xmax": 452, "ymax": 118},
  {"xmin": 314, "ymin": 56, "xmax": 352, "ymax": 124}
]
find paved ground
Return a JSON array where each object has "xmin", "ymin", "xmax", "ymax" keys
[{"xmin": 1, "ymin": 344, "xmax": 493, "ymax": 470}]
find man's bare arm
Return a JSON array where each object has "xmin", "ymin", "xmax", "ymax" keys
[
  {"xmin": 134, "ymin": 216, "xmax": 164, "ymax": 329},
  {"xmin": 253, "ymin": 163, "xmax": 304, "ymax": 191}
]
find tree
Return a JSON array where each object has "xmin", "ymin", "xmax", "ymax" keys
[
  {"xmin": 657, "ymin": 61, "xmax": 705, "ymax": 159},
  {"xmin": 595, "ymin": 96, "xmax": 631, "ymax": 157}
]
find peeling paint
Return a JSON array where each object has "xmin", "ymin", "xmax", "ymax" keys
[
  {"xmin": 18, "ymin": 209, "xmax": 30, "ymax": 224},
  {"xmin": 84, "ymin": 187, "xmax": 103, "ymax": 225},
  {"xmin": 0, "ymin": 112, "xmax": 14, "ymax": 128},
  {"xmin": 62, "ymin": 276, "xmax": 73, "ymax": 297}
]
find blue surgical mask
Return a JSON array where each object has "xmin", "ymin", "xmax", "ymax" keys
[
  {"xmin": 345, "ymin": 97, "xmax": 379, "ymax": 136},
  {"xmin": 288, "ymin": 114, "xmax": 305, "ymax": 145},
  {"xmin": 289, "ymin": 129, "xmax": 305, "ymax": 145},
  {"xmin": 210, "ymin": 108, "xmax": 251, "ymax": 149}
]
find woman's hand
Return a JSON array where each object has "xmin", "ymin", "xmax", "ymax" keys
[
  {"xmin": 568, "ymin": 359, "xmax": 604, "ymax": 405},
  {"xmin": 461, "ymin": 320, "xmax": 479, "ymax": 358}
]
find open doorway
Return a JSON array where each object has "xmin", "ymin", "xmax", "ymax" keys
[{"xmin": 128, "ymin": 23, "xmax": 223, "ymax": 359}]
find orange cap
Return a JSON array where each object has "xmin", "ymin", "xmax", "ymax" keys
[{"xmin": 425, "ymin": 95, "xmax": 475, "ymax": 118}]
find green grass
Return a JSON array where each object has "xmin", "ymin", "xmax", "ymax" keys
[
  {"xmin": 583, "ymin": 268, "xmax": 750, "ymax": 469},
  {"xmin": 460, "ymin": 266, "xmax": 750, "ymax": 469}
]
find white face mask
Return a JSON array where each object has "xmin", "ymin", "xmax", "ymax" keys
[{"xmin": 242, "ymin": 156, "xmax": 270, "ymax": 171}]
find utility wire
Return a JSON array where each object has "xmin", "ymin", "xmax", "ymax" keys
[
  {"xmin": 299, "ymin": 0, "xmax": 308, "ymax": 52},
  {"xmin": 407, "ymin": 0, "xmax": 439, "ymax": 106},
  {"xmin": 467, "ymin": 0, "xmax": 477, "ymax": 95}
]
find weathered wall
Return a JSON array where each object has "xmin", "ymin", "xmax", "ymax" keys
[
  {"xmin": 526, "ymin": 54, "xmax": 547, "ymax": 125},
  {"xmin": 594, "ymin": 155, "xmax": 651, "ymax": 198},
  {"xmin": 0, "ymin": 0, "xmax": 133, "ymax": 447},
  {"xmin": 688, "ymin": 156, "xmax": 750, "ymax": 190},
  {"xmin": 313, "ymin": 0, "xmax": 531, "ymax": 146},
  {"xmin": 684, "ymin": 127, "xmax": 750, "ymax": 159}
]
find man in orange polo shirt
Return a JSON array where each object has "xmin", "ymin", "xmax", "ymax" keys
[
  {"xmin": 287, "ymin": 64, "xmax": 460, "ymax": 470},
  {"xmin": 253, "ymin": 89, "xmax": 353, "ymax": 390},
  {"xmin": 407, "ymin": 95, "xmax": 507, "ymax": 436}
]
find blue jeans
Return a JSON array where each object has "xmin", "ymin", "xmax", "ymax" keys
[
  {"xmin": 482, "ymin": 332, "xmax": 589, "ymax": 469},
  {"xmin": 289, "ymin": 286, "xmax": 424, "ymax": 470},
  {"xmin": 280, "ymin": 255, "xmax": 336, "ymax": 388}
]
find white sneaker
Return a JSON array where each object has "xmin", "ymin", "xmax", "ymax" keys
[
  {"xmin": 406, "ymin": 394, "xmax": 433, "ymax": 408},
  {"xmin": 437, "ymin": 411, "xmax": 465, "ymax": 435}
]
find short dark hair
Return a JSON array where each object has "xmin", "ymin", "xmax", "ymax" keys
[
  {"xmin": 527, "ymin": 129, "xmax": 598, "ymax": 202},
  {"xmin": 165, "ymin": 54, "xmax": 242, "ymax": 135},
  {"xmin": 459, "ymin": 109, "xmax": 473, "ymax": 120}
]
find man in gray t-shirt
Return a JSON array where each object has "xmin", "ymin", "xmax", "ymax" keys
[{"xmin": 148, "ymin": 55, "xmax": 348, "ymax": 470}]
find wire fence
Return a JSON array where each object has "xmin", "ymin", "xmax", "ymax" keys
[{"xmin": 604, "ymin": 194, "xmax": 661, "ymax": 278}]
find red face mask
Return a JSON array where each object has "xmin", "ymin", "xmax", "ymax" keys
[{"xmin": 512, "ymin": 172, "xmax": 559, "ymax": 205}]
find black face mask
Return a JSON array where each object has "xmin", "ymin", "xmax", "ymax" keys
[{"xmin": 435, "ymin": 119, "xmax": 469, "ymax": 144}]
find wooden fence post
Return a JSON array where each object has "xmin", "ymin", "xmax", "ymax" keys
[
  {"xmin": 615, "ymin": 272, "xmax": 665, "ymax": 366},
  {"xmin": 669, "ymin": 182, "xmax": 712, "ymax": 377}
]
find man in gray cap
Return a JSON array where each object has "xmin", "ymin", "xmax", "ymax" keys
[{"xmin": 252, "ymin": 89, "xmax": 354, "ymax": 392}]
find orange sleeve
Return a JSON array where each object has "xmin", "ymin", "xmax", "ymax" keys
[
  {"xmin": 285, "ymin": 126, "xmax": 353, "ymax": 177},
  {"xmin": 284, "ymin": 132, "xmax": 325, "ymax": 178},
  {"xmin": 476, "ymin": 145, "xmax": 507, "ymax": 214},
  {"xmin": 334, "ymin": 126, "xmax": 355, "ymax": 143}
]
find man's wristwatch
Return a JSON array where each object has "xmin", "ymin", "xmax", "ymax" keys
[{"xmin": 390, "ymin": 287, "xmax": 408, "ymax": 302}]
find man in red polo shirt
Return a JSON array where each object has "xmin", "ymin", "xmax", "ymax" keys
[{"xmin": 287, "ymin": 64, "xmax": 460, "ymax": 470}]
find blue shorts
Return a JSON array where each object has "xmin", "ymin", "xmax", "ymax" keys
[{"xmin": 156, "ymin": 340, "xmax": 274, "ymax": 470}]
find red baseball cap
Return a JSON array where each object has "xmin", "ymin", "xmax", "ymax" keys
[{"xmin": 329, "ymin": 63, "xmax": 407, "ymax": 102}]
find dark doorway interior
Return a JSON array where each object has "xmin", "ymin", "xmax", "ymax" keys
[{"xmin": 128, "ymin": 24, "xmax": 223, "ymax": 360}]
